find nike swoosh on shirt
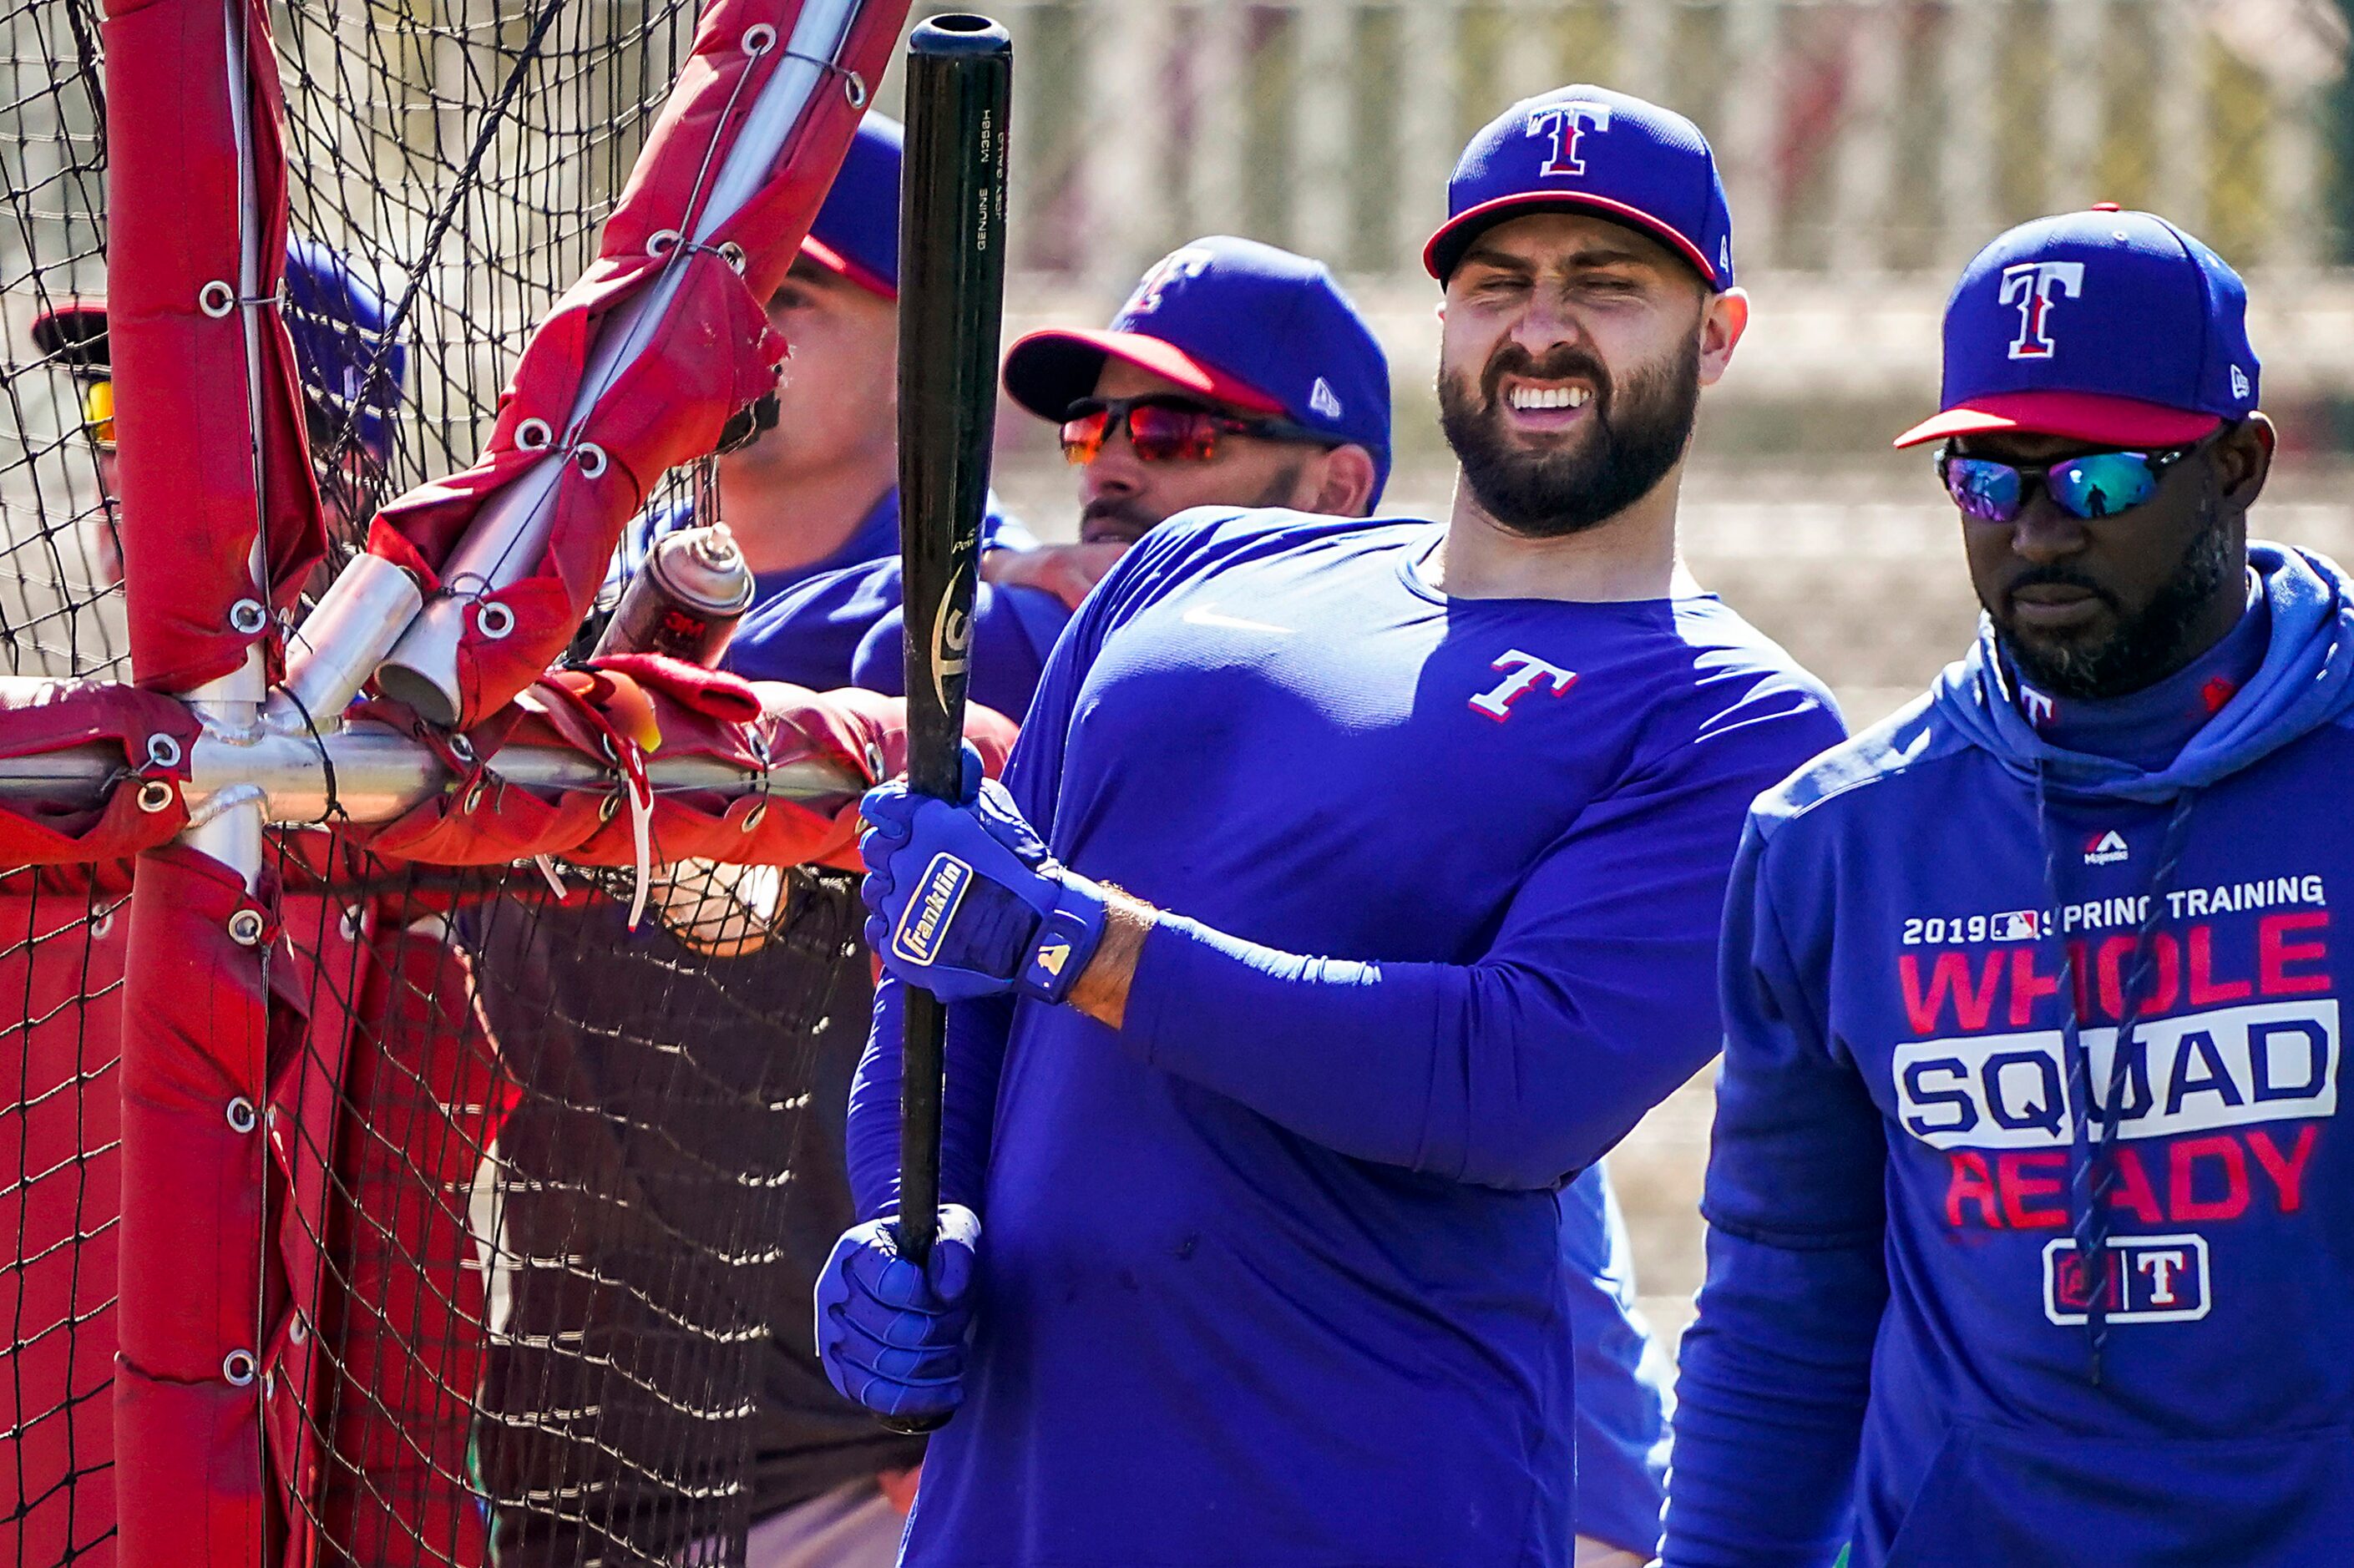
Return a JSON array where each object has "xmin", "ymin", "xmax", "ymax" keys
[{"xmin": 1180, "ymin": 604, "xmax": 1295, "ymax": 635}]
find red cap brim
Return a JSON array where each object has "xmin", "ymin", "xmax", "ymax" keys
[
  {"xmin": 798, "ymin": 235, "xmax": 896, "ymax": 301},
  {"xmin": 1001, "ymin": 328, "xmax": 1285, "ymax": 422},
  {"xmin": 1424, "ymin": 192, "xmax": 1722, "ymax": 286},
  {"xmin": 1893, "ymin": 391, "xmax": 2224, "ymax": 450}
]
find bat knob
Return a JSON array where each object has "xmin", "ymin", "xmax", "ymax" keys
[{"xmin": 879, "ymin": 1410, "xmax": 951, "ymax": 1436}]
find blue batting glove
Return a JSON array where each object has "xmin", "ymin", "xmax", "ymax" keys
[
  {"xmin": 813, "ymin": 1204, "xmax": 982, "ymax": 1425},
  {"xmin": 858, "ymin": 764, "xmax": 1107, "ymax": 1005}
]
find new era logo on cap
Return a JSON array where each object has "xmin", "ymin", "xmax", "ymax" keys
[{"xmin": 1309, "ymin": 377, "xmax": 1343, "ymax": 419}]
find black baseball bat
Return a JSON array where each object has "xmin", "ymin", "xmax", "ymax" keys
[{"xmin": 892, "ymin": 9, "xmax": 1010, "ymax": 1388}]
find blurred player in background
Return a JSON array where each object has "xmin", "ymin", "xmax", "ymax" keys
[
  {"xmin": 33, "ymin": 235, "xmax": 403, "ymax": 579},
  {"xmin": 606, "ymin": 112, "xmax": 1033, "ymax": 687},
  {"xmin": 819, "ymin": 86, "xmax": 1843, "ymax": 1565},
  {"xmin": 1667, "ymin": 212, "xmax": 2354, "ymax": 1568},
  {"xmin": 853, "ymin": 231, "xmax": 1676, "ymax": 1562},
  {"xmin": 850, "ymin": 233, "xmax": 1387, "ymax": 709}
]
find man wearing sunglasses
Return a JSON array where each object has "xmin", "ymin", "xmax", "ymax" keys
[
  {"xmin": 847, "ymin": 233, "xmax": 1390, "ymax": 716},
  {"xmin": 820, "ymin": 86, "xmax": 1844, "ymax": 1567},
  {"xmin": 1667, "ymin": 208, "xmax": 2354, "ymax": 1568}
]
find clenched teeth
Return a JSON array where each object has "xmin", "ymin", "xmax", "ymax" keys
[{"xmin": 1506, "ymin": 385, "xmax": 1592, "ymax": 412}]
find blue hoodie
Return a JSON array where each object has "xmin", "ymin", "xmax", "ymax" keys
[{"xmin": 1666, "ymin": 544, "xmax": 2354, "ymax": 1568}]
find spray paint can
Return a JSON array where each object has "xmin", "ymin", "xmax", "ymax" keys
[{"xmin": 592, "ymin": 523, "xmax": 756, "ymax": 667}]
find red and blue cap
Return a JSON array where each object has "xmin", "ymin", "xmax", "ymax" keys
[
  {"xmin": 1894, "ymin": 206, "xmax": 2260, "ymax": 449},
  {"xmin": 1425, "ymin": 84, "xmax": 1734, "ymax": 289},
  {"xmin": 799, "ymin": 114, "xmax": 902, "ymax": 300},
  {"xmin": 1002, "ymin": 235, "xmax": 1394, "ymax": 503}
]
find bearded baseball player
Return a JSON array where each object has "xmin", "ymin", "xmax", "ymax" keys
[
  {"xmin": 1666, "ymin": 210, "xmax": 2354, "ymax": 1567},
  {"xmin": 819, "ymin": 86, "xmax": 1844, "ymax": 1565},
  {"xmin": 855, "ymin": 230, "xmax": 1678, "ymax": 1563}
]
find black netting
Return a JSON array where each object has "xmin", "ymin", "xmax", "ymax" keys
[
  {"xmin": 0, "ymin": 866, "xmax": 124, "ymax": 1565},
  {"xmin": 0, "ymin": 0, "xmax": 123, "ymax": 680},
  {"xmin": 0, "ymin": 1, "xmax": 124, "ymax": 1559},
  {"xmin": 266, "ymin": 854, "xmax": 878, "ymax": 1568}
]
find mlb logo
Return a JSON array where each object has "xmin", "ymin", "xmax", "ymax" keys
[
  {"xmin": 2043, "ymin": 1234, "xmax": 2210, "ymax": 1325},
  {"xmin": 1992, "ymin": 910, "xmax": 2043, "ymax": 941},
  {"xmin": 2083, "ymin": 829, "xmax": 2129, "ymax": 866}
]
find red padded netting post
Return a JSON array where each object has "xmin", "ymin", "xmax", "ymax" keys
[{"xmin": 0, "ymin": 0, "xmax": 924, "ymax": 1561}]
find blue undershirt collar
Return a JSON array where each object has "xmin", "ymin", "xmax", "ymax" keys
[{"xmin": 2012, "ymin": 571, "xmax": 2269, "ymax": 770}]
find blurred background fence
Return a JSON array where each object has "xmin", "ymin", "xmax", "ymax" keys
[{"xmin": 6, "ymin": 0, "xmax": 2351, "ymax": 1339}]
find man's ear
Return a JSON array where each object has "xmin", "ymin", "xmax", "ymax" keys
[
  {"xmin": 2221, "ymin": 413, "xmax": 2275, "ymax": 511},
  {"xmin": 1697, "ymin": 286, "xmax": 1749, "ymax": 388},
  {"xmin": 1304, "ymin": 444, "xmax": 1380, "ymax": 518}
]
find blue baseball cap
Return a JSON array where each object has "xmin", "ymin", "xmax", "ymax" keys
[
  {"xmin": 800, "ymin": 113, "xmax": 901, "ymax": 300},
  {"xmin": 1895, "ymin": 205, "xmax": 2260, "ymax": 449},
  {"xmin": 1002, "ymin": 235, "xmax": 1393, "ymax": 503},
  {"xmin": 1425, "ymin": 84, "xmax": 1734, "ymax": 289},
  {"xmin": 282, "ymin": 236, "xmax": 407, "ymax": 459}
]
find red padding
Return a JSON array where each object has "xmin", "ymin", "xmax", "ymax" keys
[
  {"xmin": 103, "ymin": 0, "xmax": 326, "ymax": 695},
  {"xmin": 0, "ymin": 891, "xmax": 129, "ymax": 1567},
  {"xmin": 347, "ymin": 664, "xmax": 1016, "ymax": 874},
  {"xmin": 117, "ymin": 845, "xmax": 285, "ymax": 1565},
  {"xmin": 0, "ymin": 679, "xmax": 200, "ymax": 863},
  {"xmin": 367, "ymin": 0, "xmax": 914, "ymax": 728},
  {"xmin": 312, "ymin": 926, "xmax": 507, "ymax": 1568}
]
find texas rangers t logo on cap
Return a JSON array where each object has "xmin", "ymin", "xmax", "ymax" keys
[
  {"xmin": 1125, "ymin": 246, "xmax": 1217, "ymax": 317},
  {"xmin": 2001, "ymin": 260, "xmax": 2085, "ymax": 360},
  {"xmin": 1527, "ymin": 100, "xmax": 1612, "ymax": 178}
]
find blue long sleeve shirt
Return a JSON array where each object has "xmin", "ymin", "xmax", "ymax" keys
[
  {"xmin": 1668, "ymin": 544, "xmax": 2354, "ymax": 1568},
  {"xmin": 849, "ymin": 507, "xmax": 1842, "ymax": 1566}
]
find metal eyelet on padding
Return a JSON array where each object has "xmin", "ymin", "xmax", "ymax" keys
[
  {"xmin": 474, "ymin": 602, "xmax": 515, "ymax": 640},
  {"xmin": 515, "ymin": 417, "xmax": 554, "ymax": 452},
  {"xmin": 230, "ymin": 598, "xmax": 268, "ymax": 635},
  {"xmin": 146, "ymin": 733, "xmax": 183, "ymax": 769},
  {"xmin": 199, "ymin": 281, "xmax": 236, "ymax": 318},
  {"xmin": 222, "ymin": 1348, "xmax": 258, "ymax": 1386},
  {"xmin": 575, "ymin": 443, "xmax": 609, "ymax": 479},
  {"xmin": 718, "ymin": 241, "xmax": 746, "ymax": 274},
  {"xmin": 648, "ymin": 229, "xmax": 681, "ymax": 257},
  {"xmin": 843, "ymin": 71, "xmax": 868, "ymax": 108},
  {"xmin": 742, "ymin": 23, "xmax": 776, "ymax": 54},
  {"xmin": 228, "ymin": 909, "xmax": 266, "ymax": 947},
  {"xmin": 136, "ymin": 779, "xmax": 175, "ymax": 813},
  {"xmin": 225, "ymin": 1096, "xmax": 257, "ymax": 1134}
]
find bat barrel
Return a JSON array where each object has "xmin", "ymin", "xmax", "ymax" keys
[{"xmin": 894, "ymin": 13, "xmax": 1011, "ymax": 1301}]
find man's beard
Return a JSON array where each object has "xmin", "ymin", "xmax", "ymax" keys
[
  {"xmin": 1078, "ymin": 459, "xmax": 1307, "ymax": 543},
  {"xmin": 1437, "ymin": 335, "xmax": 1701, "ymax": 539},
  {"xmin": 1991, "ymin": 503, "xmax": 2235, "ymax": 701}
]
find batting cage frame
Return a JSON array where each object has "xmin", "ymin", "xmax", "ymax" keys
[{"xmin": 0, "ymin": 0, "xmax": 1023, "ymax": 1560}]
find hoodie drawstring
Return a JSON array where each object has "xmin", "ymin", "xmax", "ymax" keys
[{"xmin": 2034, "ymin": 765, "xmax": 2200, "ymax": 1385}]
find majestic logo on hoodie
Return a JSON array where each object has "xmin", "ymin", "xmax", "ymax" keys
[{"xmin": 2084, "ymin": 829, "xmax": 2130, "ymax": 866}]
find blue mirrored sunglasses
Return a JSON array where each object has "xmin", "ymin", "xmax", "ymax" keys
[{"xmin": 1936, "ymin": 442, "xmax": 2200, "ymax": 525}]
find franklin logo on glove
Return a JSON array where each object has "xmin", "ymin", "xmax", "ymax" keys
[{"xmin": 894, "ymin": 852, "xmax": 975, "ymax": 966}]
